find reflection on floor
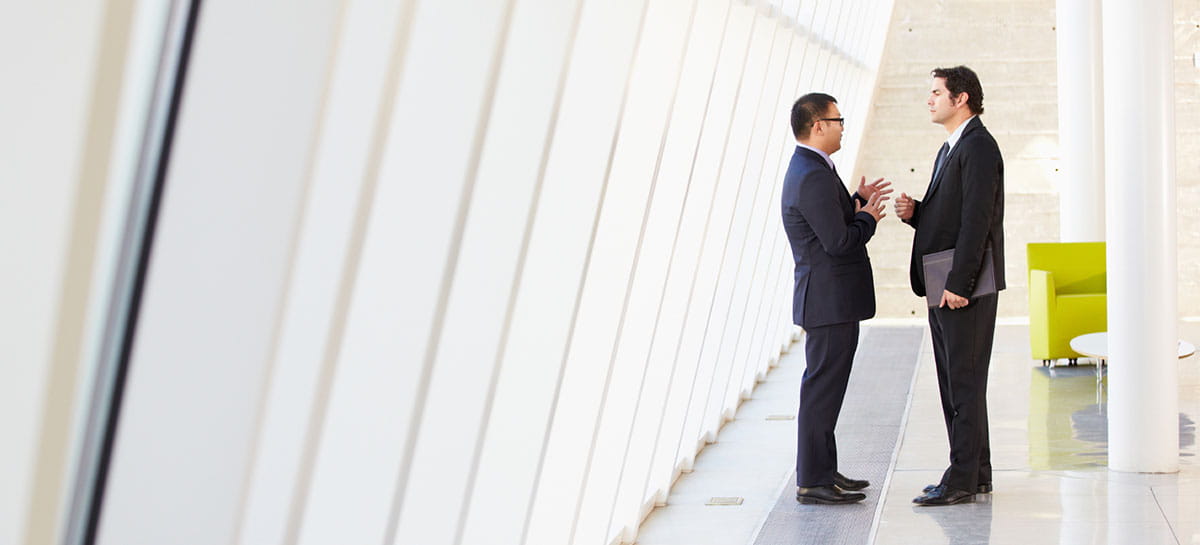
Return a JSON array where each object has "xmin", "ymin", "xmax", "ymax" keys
[
  {"xmin": 1028, "ymin": 364, "xmax": 1109, "ymax": 471},
  {"xmin": 1028, "ymin": 364, "xmax": 1197, "ymax": 472},
  {"xmin": 878, "ymin": 322, "xmax": 1200, "ymax": 545},
  {"xmin": 636, "ymin": 321, "xmax": 1200, "ymax": 545}
]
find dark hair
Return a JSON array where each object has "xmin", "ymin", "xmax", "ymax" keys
[
  {"xmin": 791, "ymin": 93, "xmax": 837, "ymax": 140},
  {"xmin": 931, "ymin": 66, "xmax": 984, "ymax": 115}
]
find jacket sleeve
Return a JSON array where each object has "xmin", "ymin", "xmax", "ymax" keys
[
  {"xmin": 902, "ymin": 199, "xmax": 921, "ymax": 229},
  {"xmin": 796, "ymin": 170, "xmax": 877, "ymax": 256},
  {"xmin": 946, "ymin": 139, "xmax": 1002, "ymax": 296}
]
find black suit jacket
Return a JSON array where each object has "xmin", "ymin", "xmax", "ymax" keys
[
  {"xmin": 781, "ymin": 146, "xmax": 877, "ymax": 328},
  {"xmin": 903, "ymin": 117, "xmax": 1006, "ymax": 297}
]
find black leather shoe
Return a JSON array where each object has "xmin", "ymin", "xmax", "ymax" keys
[
  {"xmin": 913, "ymin": 485, "xmax": 974, "ymax": 506},
  {"xmin": 922, "ymin": 482, "xmax": 992, "ymax": 494},
  {"xmin": 796, "ymin": 485, "xmax": 866, "ymax": 505},
  {"xmin": 833, "ymin": 472, "xmax": 869, "ymax": 491}
]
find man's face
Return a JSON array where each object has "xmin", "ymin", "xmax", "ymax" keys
[
  {"xmin": 927, "ymin": 77, "xmax": 960, "ymax": 126},
  {"xmin": 817, "ymin": 103, "xmax": 844, "ymax": 153}
]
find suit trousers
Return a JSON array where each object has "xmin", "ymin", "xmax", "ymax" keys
[
  {"xmin": 928, "ymin": 293, "xmax": 998, "ymax": 492},
  {"xmin": 796, "ymin": 321, "xmax": 859, "ymax": 487}
]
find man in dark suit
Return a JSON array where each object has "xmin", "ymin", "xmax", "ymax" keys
[
  {"xmin": 782, "ymin": 93, "xmax": 890, "ymax": 505},
  {"xmin": 895, "ymin": 66, "xmax": 1005, "ymax": 506}
]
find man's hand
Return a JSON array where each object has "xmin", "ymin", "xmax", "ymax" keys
[
  {"xmin": 857, "ymin": 176, "xmax": 893, "ymax": 201},
  {"xmin": 939, "ymin": 290, "xmax": 969, "ymax": 309},
  {"xmin": 894, "ymin": 192, "xmax": 915, "ymax": 221},
  {"xmin": 855, "ymin": 190, "xmax": 888, "ymax": 222}
]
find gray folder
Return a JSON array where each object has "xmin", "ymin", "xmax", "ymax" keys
[{"xmin": 921, "ymin": 247, "xmax": 996, "ymax": 307}]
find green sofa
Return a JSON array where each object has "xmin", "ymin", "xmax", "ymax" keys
[{"xmin": 1027, "ymin": 242, "xmax": 1107, "ymax": 365}]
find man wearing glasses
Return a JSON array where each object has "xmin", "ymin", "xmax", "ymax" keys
[
  {"xmin": 895, "ymin": 66, "xmax": 1006, "ymax": 506},
  {"xmin": 781, "ymin": 93, "xmax": 890, "ymax": 504}
]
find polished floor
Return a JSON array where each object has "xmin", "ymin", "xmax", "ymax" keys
[{"xmin": 636, "ymin": 320, "xmax": 1200, "ymax": 545}]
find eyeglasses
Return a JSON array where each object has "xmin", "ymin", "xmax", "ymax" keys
[{"xmin": 818, "ymin": 117, "xmax": 845, "ymax": 126}]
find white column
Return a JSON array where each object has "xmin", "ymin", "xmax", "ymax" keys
[
  {"xmin": 1101, "ymin": 0, "xmax": 1177, "ymax": 473},
  {"xmin": 1055, "ymin": 0, "xmax": 1104, "ymax": 242}
]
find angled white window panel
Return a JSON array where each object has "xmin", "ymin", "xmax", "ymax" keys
[
  {"xmin": 757, "ymin": 21, "xmax": 818, "ymax": 389},
  {"xmin": 812, "ymin": 0, "xmax": 835, "ymax": 42},
  {"xmin": 828, "ymin": 0, "xmax": 852, "ymax": 58},
  {"xmin": 840, "ymin": 71, "xmax": 870, "ymax": 176},
  {"xmin": 569, "ymin": 0, "xmax": 698, "ymax": 542},
  {"xmin": 236, "ymin": 1, "xmax": 407, "ymax": 543},
  {"xmin": 827, "ymin": 3, "xmax": 853, "ymax": 94},
  {"xmin": 810, "ymin": 46, "xmax": 832, "ymax": 95},
  {"xmin": 795, "ymin": 0, "xmax": 819, "ymax": 38},
  {"xmin": 806, "ymin": 0, "xmax": 836, "ymax": 90},
  {"xmin": 837, "ymin": 0, "xmax": 860, "ymax": 83},
  {"xmin": 713, "ymin": 15, "xmax": 794, "ymax": 415},
  {"xmin": 631, "ymin": 0, "xmax": 734, "ymax": 505},
  {"xmin": 513, "ymin": 0, "xmax": 651, "ymax": 543},
  {"xmin": 692, "ymin": 10, "xmax": 778, "ymax": 441},
  {"xmin": 760, "ymin": 204, "xmax": 792, "ymax": 351},
  {"xmin": 820, "ymin": 3, "xmax": 859, "ymax": 170},
  {"xmin": 746, "ymin": 233, "xmax": 790, "ymax": 387},
  {"xmin": 771, "ymin": 263, "xmax": 795, "ymax": 354},
  {"xmin": 779, "ymin": 0, "xmax": 802, "ymax": 24},
  {"xmin": 603, "ymin": 0, "xmax": 726, "ymax": 534},
  {"xmin": 795, "ymin": 35, "xmax": 822, "ymax": 94},
  {"xmin": 297, "ymin": 0, "xmax": 513, "ymax": 544},
  {"xmin": 455, "ymin": 1, "xmax": 585, "ymax": 544},
  {"xmin": 1, "ymin": 3, "xmax": 109, "ymax": 543},
  {"xmin": 736, "ymin": 26, "xmax": 808, "ymax": 396},
  {"xmin": 743, "ymin": 17, "xmax": 798, "ymax": 199},
  {"xmin": 662, "ymin": 0, "xmax": 757, "ymax": 473},
  {"xmin": 739, "ymin": 180, "xmax": 790, "ymax": 394},
  {"xmin": 385, "ymin": 0, "xmax": 525, "ymax": 542},
  {"xmin": 845, "ymin": 0, "xmax": 870, "ymax": 68},
  {"xmin": 62, "ymin": 5, "xmax": 178, "ymax": 542},
  {"xmin": 96, "ymin": 2, "xmax": 343, "ymax": 543},
  {"xmin": 851, "ymin": 0, "xmax": 873, "ymax": 63},
  {"xmin": 720, "ymin": 112, "xmax": 796, "ymax": 391}
]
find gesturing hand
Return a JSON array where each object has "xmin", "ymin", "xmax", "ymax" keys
[
  {"xmin": 894, "ymin": 192, "xmax": 915, "ymax": 221},
  {"xmin": 857, "ymin": 176, "xmax": 894, "ymax": 201},
  {"xmin": 855, "ymin": 190, "xmax": 888, "ymax": 222}
]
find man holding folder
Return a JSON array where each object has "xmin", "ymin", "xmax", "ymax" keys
[{"xmin": 894, "ymin": 66, "xmax": 1006, "ymax": 506}]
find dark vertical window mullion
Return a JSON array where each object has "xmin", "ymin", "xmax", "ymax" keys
[{"xmin": 63, "ymin": 1, "xmax": 204, "ymax": 544}]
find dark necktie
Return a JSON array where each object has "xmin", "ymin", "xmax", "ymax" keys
[{"xmin": 931, "ymin": 142, "xmax": 950, "ymax": 182}]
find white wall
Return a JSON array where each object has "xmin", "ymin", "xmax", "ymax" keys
[{"xmin": 3, "ymin": 0, "xmax": 895, "ymax": 544}]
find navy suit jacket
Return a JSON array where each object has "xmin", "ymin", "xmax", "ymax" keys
[
  {"xmin": 781, "ymin": 146, "xmax": 878, "ymax": 328},
  {"xmin": 902, "ymin": 117, "xmax": 1006, "ymax": 297}
]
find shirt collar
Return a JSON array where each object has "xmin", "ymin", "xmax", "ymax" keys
[
  {"xmin": 945, "ymin": 115, "xmax": 976, "ymax": 151},
  {"xmin": 796, "ymin": 143, "xmax": 835, "ymax": 171}
]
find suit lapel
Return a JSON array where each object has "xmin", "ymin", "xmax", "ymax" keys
[
  {"xmin": 924, "ymin": 117, "xmax": 981, "ymax": 202},
  {"xmin": 797, "ymin": 147, "xmax": 852, "ymax": 206},
  {"xmin": 829, "ymin": 161, "xmax": 852, "ymax": 207}
]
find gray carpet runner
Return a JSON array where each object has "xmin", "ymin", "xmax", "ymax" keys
[{"xmin": 753, "ymin": 325, "xmax": 925, "ymax": 545}]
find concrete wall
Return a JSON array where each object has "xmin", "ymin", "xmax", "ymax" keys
[{"xmin": 856, "ymin": 0, "xmax": 1200, "ymax": 319}]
